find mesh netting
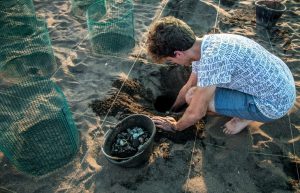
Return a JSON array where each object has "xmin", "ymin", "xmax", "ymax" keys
[
  {"xmin": 0, "ymin": 0, "xmax": 56, "ymax": 84},
  {"xmin": 0, "ymin": 0, "xmax": 79, "ymax": 176},
  {"xmin": 0, "ymin": 0, "xmax": 37, "ymax": 37},
  {"xmin": 87, "ymin": 0, "xmax": 135, "ymax": 55},
  {"xmin": 0, "ymin": 78, "xmax": 79, "ymax": 176},
  {"xmin": 0, "ymin": 18, "xmax": 57, "ymax": 85},
  {"xmin": 0, "ymin": 0, "xmax": 35, "ymax": 16},
  {"xmin": 71, "ymin": 0, "xmax": 97, "ymax": 19}
]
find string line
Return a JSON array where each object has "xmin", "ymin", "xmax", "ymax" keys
[{"xmin": 63, "ymin": 0, "xmax": 170, "ymax": 192}]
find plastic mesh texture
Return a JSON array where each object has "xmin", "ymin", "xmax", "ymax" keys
[
  {"xmin": 0, "ymin": 0, "xmax": 57, "ymax": 84},
  {"xmin": 71, "ymin": 0, "xmax": 97, "ymax": 20},
  {"xmin": 0, "ymin": 0, "xmax": 37, "ymax": 37},
  {"xmin": 0, "ymin": 18, "xmax": 57, "ymax": 85},
  {"xmin": 87, "ymin": 0, "xmax": 135, "ymax": 55},
  {"xmin": 0, "ymin": 0, "xmax": 79, "ymax": 176},
  {"xmin": 0, "ymin": 78, "xmax": 79, "ymax": 176}
]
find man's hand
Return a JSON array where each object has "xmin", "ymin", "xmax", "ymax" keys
[{"xmin": 151, "ymin": 116, "xmax": 177, "ymax": 133}]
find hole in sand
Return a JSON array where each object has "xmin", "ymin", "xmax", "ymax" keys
[
  {"xmin": 154, "ymin": 95, "xmax": 175, "ymax": 113},
  {"xmin": 89, "ymin": 65, "xmax": 205, "ymax": 144}
]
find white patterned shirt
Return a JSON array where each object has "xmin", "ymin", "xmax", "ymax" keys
[{"xmin": 192, "ymin": 34, "xmax": 296, "ymax": 119}]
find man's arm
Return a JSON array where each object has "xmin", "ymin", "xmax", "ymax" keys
[
  {"xmin": 171, "ymin": 72, "xmax": 197, "ymax": 111},
  {"xmin": 174, "ymin": 85, "xmax": 216, "ymax": 131}
]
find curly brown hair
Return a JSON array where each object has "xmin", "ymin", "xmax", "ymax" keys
[{"xmin": 146, "ymin": 16, "xmax": 196, "ymax": 63}]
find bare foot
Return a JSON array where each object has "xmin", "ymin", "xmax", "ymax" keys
[{"xmin": 223, "ymin": 117, "xmax": 252, "ymax": 135}]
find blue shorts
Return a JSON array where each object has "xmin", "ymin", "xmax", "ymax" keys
[{"xmin": 214, "ymin": 88, "xmax": 274, "ymax": 122}]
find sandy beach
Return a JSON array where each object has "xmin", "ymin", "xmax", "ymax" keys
[{"xmin": 0, "ymin": 0, "xmax": 299, "ymax": 192}]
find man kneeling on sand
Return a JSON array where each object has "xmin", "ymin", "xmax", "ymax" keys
[{"xmin": 147, "ymin": 16, "xmax": 296, "ymax": 135}]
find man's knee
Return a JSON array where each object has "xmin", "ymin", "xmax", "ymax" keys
[
  {"xmin": 208, "ymin": 94, "xmax": 216, "ymax": 112},
  {"xmin": 185, "ymin": 86, "xmax": 216, "ymax": 113}
]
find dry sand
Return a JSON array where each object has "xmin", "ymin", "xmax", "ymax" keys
[{"xmin": 0, "ymin": 0, "xmax": 299, "ymax": 192}]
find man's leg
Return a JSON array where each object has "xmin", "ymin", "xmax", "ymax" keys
[
  {"xmin": 186, "ymin": 87, "xmax": 267, "ymax": 135},
  {"xmin": 207, "ymin": 92, "xmax": 252, "ymax": 134},
  {"xmin": 223, "ymin": 118, "xmax": 252, "ymax": 134},
  {"xmin": 209, "ymin": 87, "xmax": 276, "ymax": 135},
  {"xmin": 186, "ymin": 87, "xmax": 218, "ymax": 116}
]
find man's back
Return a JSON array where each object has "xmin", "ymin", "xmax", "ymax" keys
[{"xmin": 193, "ymin": 34, "xmax": 296, "ymax": 119}]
